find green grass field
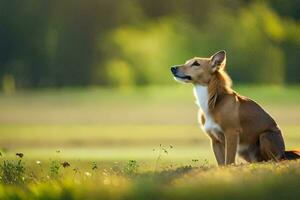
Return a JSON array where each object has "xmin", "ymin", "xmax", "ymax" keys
[{"xmin": 0, "ymin": 85, "xmax": 300, "ymax": 199}]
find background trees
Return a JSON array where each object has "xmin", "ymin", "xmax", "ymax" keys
[{"xmin": 0, "ymin": 0, "xmax": 299, "ymax": 89}]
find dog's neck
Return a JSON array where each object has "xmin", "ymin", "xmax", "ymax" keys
[
  {"xmin": 193, "ymin": 85, "xmax": 210, "ymax": 114},
  {"xmin": 194, "ymin": 70, "xmax": 232, "ymax": 111}
]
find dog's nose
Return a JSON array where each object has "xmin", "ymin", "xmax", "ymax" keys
[{"xmin": 171, "ymin": 66, "xmax": 178, "ymax": 74}]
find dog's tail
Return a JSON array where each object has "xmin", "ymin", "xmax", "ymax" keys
[{"xmin": 285, "ymin": 150, "xmax": 300, "ymax": 160}]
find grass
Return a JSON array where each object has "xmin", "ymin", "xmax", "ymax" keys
[
  {"xmin": 1, "ymin": 155, "xmax": 300, "ymax": 200},
  {"xmin": 0, "ymin": 85, "xmax": 300, "ymax": 199}
]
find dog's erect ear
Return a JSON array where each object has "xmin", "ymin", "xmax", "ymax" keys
[{"xmin": 210, "ymin": 50, "xmax": 226, "ymax": 72}]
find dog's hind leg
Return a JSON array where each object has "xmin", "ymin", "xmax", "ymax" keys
[{"xmin": 259, "ymin": 130, "xmax": 285, "ymax": 161}]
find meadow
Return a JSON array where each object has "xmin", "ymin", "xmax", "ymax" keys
[{"xmin": 0, "ymin": 85, "xmax": 300, "ymax": 199}]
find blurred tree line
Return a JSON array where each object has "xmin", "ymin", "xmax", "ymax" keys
[{"xmin": 0, "ymin": 0, "xmax": 299, "ymax": 89}]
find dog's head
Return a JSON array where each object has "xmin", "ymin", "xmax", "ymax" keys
[{"xmin": 171, "ymin": 50, "xmax": 226, "ymax": 85}]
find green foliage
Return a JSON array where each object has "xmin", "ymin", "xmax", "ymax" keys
[
  {"xmin": 0, "ymin": 159, "xmax": 25, "ymax": 185},
  {"xmin": 49, "ymin": 160, "xmax": 61, "ymax": 179},
  {"xmin": 103, "ymin": 18, "xmax": 190, "ymax": 85},
  {"xmin": 105, "ymin": 59, "xmax": 135, "ymax": 87},
  {"xmin": 123, "ymin": 160, "xmax": 139, "ymax": 176},
  {"xmin": 96, "ymin": 2, "xmax": 299, "ymax": 85},
  {"xmin": 0, "ymin": 0, "xmax": 300, "ymax": 88}
]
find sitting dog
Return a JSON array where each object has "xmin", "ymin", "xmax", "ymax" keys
[{"xmin": 171, "ymin": 50, "xmax": 300, "ymax": 165}]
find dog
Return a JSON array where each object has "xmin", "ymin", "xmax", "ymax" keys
[{"xmin": 171, "ymin": 50, "xmax": 300, "ymax": 165}]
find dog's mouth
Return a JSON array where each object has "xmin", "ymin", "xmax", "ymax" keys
[
  {"xmin": 171, "ymin": 66, "xmax": 192, "ymax": 81},
  {"xmin": 173, "ymin": 74, "xmax": 192, "ymax": 80}
]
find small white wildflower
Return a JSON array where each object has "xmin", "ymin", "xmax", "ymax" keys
[{"xmin": 36, "ymin": 160, "xmax": 41, "ymax": 165}]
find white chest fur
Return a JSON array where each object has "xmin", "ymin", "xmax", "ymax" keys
[{"xmin": 193, "ymin": 85, "xmax": 223, "ymax": 140}]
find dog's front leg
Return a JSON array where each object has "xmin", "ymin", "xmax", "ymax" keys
[
  {"xmin": 224, "ymin": 130, "xmax": 239, "ymax": 165},
  {"xmin": 211, "ymin": 139, "xmax": 225, "ymax": 165}
]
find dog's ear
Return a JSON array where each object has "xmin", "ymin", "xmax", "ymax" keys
[{"xmin": 210, "ymin": 50, "xmax": 226, "ymax": 72}]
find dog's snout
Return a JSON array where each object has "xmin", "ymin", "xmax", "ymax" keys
[{"xmin": 171, "ymin": 66, "xmax": 178, "ymax": 74}]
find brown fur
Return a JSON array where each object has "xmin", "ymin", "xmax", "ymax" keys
[
  {"xmin": 171, "ymin": 50, "xmax": 299, "ymax": 165},
  {"xmin": 207, "ymin": 70, "xmax": 232, "ymax": 110}
]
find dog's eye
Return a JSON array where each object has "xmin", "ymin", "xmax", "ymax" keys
[{"xmin": 192, "ymin": 61, "xmax": 200, "ymax": 66}]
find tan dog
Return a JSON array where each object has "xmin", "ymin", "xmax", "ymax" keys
[{"xmin": 171, "ymin": 50, "xmax": 300, "ymax": 165}]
